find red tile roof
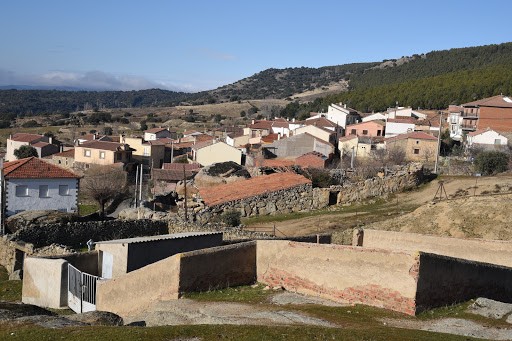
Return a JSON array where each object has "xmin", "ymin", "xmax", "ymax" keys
[
  {"xmin": 53, "ymin": 149, "xmax": 75, "ymax": 158},
  {"xmin": 145, "ymin": 127, "xmax": 168, "ymax": 133},
  {"xmin": 162, "ymin": 163, "xmax": 201, "ymax": 171},
  {"xmin": 295, "ymin": 152, "xmax": 327, "ymax": 169},
  {"xmin": 338, "ymin": 135, "xmax": 358, "ymax": 142},
  {"xmin": 387, "ymin": 118, "xmax": 417, "ymax": 124},
  {"xmin": 199, "ymin": 173, "xmax": 311, "ymax": 206},
  {"xmin": 304, "ymin": 117, "xmax": 337, "ymax": 128},
  {"xmin": 261, "ymin": 133, "xmax": 281, "ymax": 143},
  {"xmin": 31, "ymin": 141, "xmax": 51, "ymax": 148},
  {"xmin": 387, "ymin": 131, "xmax": 437, "ymax": 142},
  {"xmin": 249, "ymin": 120, "xmax": 273, "ymax": 130},
  {"xmin": 3, "ymin": 157, "xmax": 79, "ymax": 179},
  {"xmin": 463, "ymin": 95, "xmax": 512, "ymax": 108},
  {"xmin": 258, "ymin": 158, "xmax": 295, "ymax": 168},
  {"xmin": 9, "ymin": 133, "xmax": 44, "ymax": 143},
  {"xmin": 79, "ymin": 141, "xmax": 129, "ymax": 151}
]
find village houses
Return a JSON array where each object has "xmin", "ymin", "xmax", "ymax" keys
[{"xmin": 5, "ymin": 133, "xmax": 59, "ymax": 162}]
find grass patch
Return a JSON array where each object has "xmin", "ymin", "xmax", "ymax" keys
[
  {"xmin": 183, "ymin": 283, "xmax": 274, "ymax": 304},
  {"xmin": 0, "ymin": 321, "xmax": 483, "ymax": 341},
  {"xmin": 78, "ymin": 204, "xmax": 98, "ymax": 216},
  {"xmin": 0, "ymin": 267, "xmax": 22, "ymax": 302}
]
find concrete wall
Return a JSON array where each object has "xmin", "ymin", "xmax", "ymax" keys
[
  {"xmin": 179, "ymin": 242, "xmax": 256, "ymax": 292},
  {"xmin": 96, "ymin": 242, "xmax": 256, "ymax": 317},
  {"xmin": 195, "ymin": 142, "xmax": 242, "ymax": 166},
  {"xmin": 256, "ymin": 240, "xmax": 419, "ymax": 315},
  {"xmin": 5, "ymin": 178, "xmax": 78, "ymax": 217},
  {"xmin": 356, "ymin": 229, "xmax": 512, "ymax": 268},
  {"xmin": 266, "ymin": 133, "xmax": 334, "ymax": 158},
  {"xmin": 22, "ymin": 257, "xmax": 68, "ymax": 309},
  {"xmin": 416, "ymin": 252, "xmax": 512, "ymax": 312},
  {"xmin": 95, "ymin": 233, "xmax": 223, "ymax": 278},
  {"xmin": 21, "ymin": 252, "xmax": 98, "ymax": 309},
  {"xmin": 96, "ymin": 253, "xmax": 180, "ymax": 316}
]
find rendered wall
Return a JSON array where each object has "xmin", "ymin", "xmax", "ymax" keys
[
  {"xmin": 416, "ymin": 252, "xmax": 512, "ymax": 313},
  {"xmin": 96, "ymin": 254, "xmax": 180, "ymax": 317},
  {"xmin": 179, "ymin": 242, "xmax": 256, "ymax": 292},
  {"xmin": 256, "ymin": 240, "xmax": 419, "ymax": 315},
  {"xmin": 21, "ymin": 252, "xmax": 98, "ymax": 309},
  {"xmin": 22, "ymin": 257, "xmax": 68, "ymax": 308},
  {"xmin": 357, "ymin": 229, "xmax": 512, "ymax": 268}
]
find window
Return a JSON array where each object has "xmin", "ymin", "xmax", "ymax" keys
[
  {"xmin": 377, "ymin": 130, "xmax": 381, "ymax": 136},
  {"xmin": 84, "ymin": 149, "xmax": 91, "ymax": 157},
  {"xmin": 15, "ymin": 185, "xmax": 28, "ymax": 197},
  {"xmin": 59, "ymin": 185, "xmax": 69, "ymax": 196},
  {"xmin": 362, "ymin": 130, "xmax": 368, "ymax": 135},
  {"xmin": 495, "ymin": 139, "xmax": 501, "ymax": 145},
  {"xmin": 413, "ymin": 148, "xmax": 420, "ymax": 155},
  {"xmin": 99, "ymin": 151, "xmax": 105, "ymax": 159},
  {"xmin": 350, "ymin": 129, "xmax": 356, "ymax": 135},
  {"xmin": 39, "ymin": 185, "xmax": 49, "ymax": 198},
  {"xmin": 416, "ymin": 140, "xmax": 419, "ymax": 144},
  {"xmin": 143, "ymin": 147, "xmax": 150, "ymax": 156}
]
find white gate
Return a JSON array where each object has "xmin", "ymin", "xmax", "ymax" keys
[{"xmin": 68, "ymin": 264, "xmax": 102, "ymax": 313}]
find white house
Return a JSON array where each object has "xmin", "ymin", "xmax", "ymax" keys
[
  {"xmin": 144, "ymin": 127, "xmax": 173, "ymax": 141},
  {"xmin": 326, "ymin": 103, "xmax": 361, "ymax": 128},
  {"xmin": 467, "ymin": 128, "xmax": 508, "ymax": 150},
  {"xmin": 385, "ymin": 118, "xmax": 416, "ymax": 138},
  {"xmin": 362, "ymin": 113, "xmax": 387, "ymax": 122},
  {"xmin": 5, "ymin": 133, "xmax": 59, "ymax": 162},
  {"xmin": 192, "ymin": 141, "xmax": 242, "ymax": 166},
  {"xmin": 386, "ymin": 106, "xmax": 427, "ymax": 120},
  {"xmin": 1, "ymin": 157, "xmax": 80, "ymax": 217}
]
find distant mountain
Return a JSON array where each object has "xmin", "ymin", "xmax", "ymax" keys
[
  {"xmin": 0, "ymin": 85, "xmax": 88, "ymax": 91},
  {"xmin": 1, "ymin": 42, "xmax": 511, "ymax": 116}
]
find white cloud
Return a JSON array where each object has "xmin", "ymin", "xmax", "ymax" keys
[{"xmin": 0, "ymin": 69, "xmax": 190, "ymax": 92}]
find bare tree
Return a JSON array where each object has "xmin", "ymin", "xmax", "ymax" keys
[{"xmin": 81, "ymin": 165, "xmax": 127, "ymax": 217}]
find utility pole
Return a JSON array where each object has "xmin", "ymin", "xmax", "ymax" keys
[
  {"xmin": 134, "ymin": 165, "xmax": 139, "ymax": 208},
  {"xmin": 183, "ymin": 164, "xmax": 188, "ymax": 221},
  {"xmin": 434, "ymin": 111, "xmax": 443, "ymax": 174}
]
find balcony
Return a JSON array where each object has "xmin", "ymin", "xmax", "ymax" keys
[
  {"xmin": 461, "ymin": 112, "xmax": 479, "ymax": 119},
  {"xmin": 461, "ymin": 124, "xmax": 477, "ymax": 131}
]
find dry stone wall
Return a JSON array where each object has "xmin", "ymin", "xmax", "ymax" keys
[{"xmin": 331, "ymin": 163, "xmax": 424, "ymax": 204}]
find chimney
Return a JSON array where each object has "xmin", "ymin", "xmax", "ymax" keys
[
  {"xmin": 278, "ymin": 133, "xmax": 281, "ymax": 140},
  {"xmin": 344, "ymin": 104, "xmax": 347, "ymax": 109},
  {"xmin": 252, "ymin": 119, "xmax": 255, "ymax": 124},
  {"xmin": 49, "ymin": 136, "xmax": 53, "ymax": 145}
]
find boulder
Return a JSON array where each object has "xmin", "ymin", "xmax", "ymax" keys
[{"xmin": 66, "ymin": 311, "xmax": 124, "ymax": 326}]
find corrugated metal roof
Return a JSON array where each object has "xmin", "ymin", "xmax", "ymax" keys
[{"xmin": 95, "ymin": 231, "xmax": 222, "ymax": 245}]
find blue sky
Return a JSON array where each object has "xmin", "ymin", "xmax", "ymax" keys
[{"xmin": 1, "ymin": 0, "xmax": 511, "ymax": 92}]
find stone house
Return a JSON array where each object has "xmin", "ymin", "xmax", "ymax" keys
[
  {"xmin": 152, "ymin": 163, "xmax": 201, "ymax": 195},
  {"xmin": 5, "ymin": 133, "xmax": 59, "ymax": 162},
  {"xmin": 74, "ymin": 141, "xmax": 134, "ymax": 170},
  {"xmin": 1, "ymin": 157, "xmax": 80, "ymax": 217},
  {"xmin": 49, "ymin": 148, "xmax": 75, "ymax": 169},
  {"xmin": 385, "ymin": 131, "xmax": 438, "ymax": 162}
]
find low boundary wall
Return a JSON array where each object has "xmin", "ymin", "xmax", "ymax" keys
[
  {"xmin": 96, "ymin": 242, "xmax": 256, "ymax": 316},
  {"xmin": 256, "ymin": 240, "xmax": 419, "ymax": 315},
  {"xmin": 356, "ymin": 229, "xmax": 512, "ymax": 268}
]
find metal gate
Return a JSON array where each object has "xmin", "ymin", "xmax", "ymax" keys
[{"xmin": 68, "ymin": 264, "xmax": 101, "ymax": 313}]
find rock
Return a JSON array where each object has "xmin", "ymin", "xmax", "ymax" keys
[
  {"xmin": 9, "ymin": 270, "xmax": 22, "ymax": 281},
  {"xmin": 0, "ymin": 302, "xmax": 56, "ymax": 321},
  {"xmin": 467, "ymin": 297, "xmax": 512, "ymax": 319},
  {"xmin": 66, "ymin": 311, "xmax": 124, "ymax": 326}
]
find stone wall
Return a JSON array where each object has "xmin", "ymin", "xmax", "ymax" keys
[
  {"xmin": 0, "ymin": 237, "xmax": 33, "ymax": 276},
  {"xmin": 332, "ymin": 163, "xmax": 424, "ymax": 204},
  {"xmin": 196, "ymin": 184, "xmax": 330, "ymax": 223},
  {"xmin": 11, "ymin": 220, "xmax": 168, "ymax": 248},
  {"xmin": 356, "ymin": 229, "xmax": 512, "ymax": 268},
  {"xmin": 256, "ymin": 240, "xmax": 419, "ymax": 315}
]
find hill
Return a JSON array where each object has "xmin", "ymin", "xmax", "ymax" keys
[{"xmin": 1, "ymin": 42, "xmax": 512, "ymax": 117}]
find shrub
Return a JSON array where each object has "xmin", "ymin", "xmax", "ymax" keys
[
  {"xmin": 222, "ymin": 210, "xmax": 241, "ymax": 227},
  {"xmin": 474, "ymin": 151, "xmax": 509, "ymax": 175}
]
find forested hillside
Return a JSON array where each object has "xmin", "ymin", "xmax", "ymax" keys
[
  {"xmin": 1, "ymin": 42, "xmax": 511, "ymax": 117},
  {"xmin": 0, "ymin": 89, "xmax": 197, "ymax": 116}
]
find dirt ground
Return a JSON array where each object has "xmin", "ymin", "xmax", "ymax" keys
[{"xmin": 247, "ymin": 175, "xmax": 512, "ymax": 241}]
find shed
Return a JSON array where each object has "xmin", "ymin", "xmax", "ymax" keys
[{"xmin": 95, "ymin": 232, "xmax": 223, "ymax": 279}]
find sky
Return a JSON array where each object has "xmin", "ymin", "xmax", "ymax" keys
[{"xmin": 1, "ymin": 0, "xmax": 511, "ymax": 92}]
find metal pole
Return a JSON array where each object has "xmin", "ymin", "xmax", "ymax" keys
[
  {"xmin": 183, "ymin": 164, "xmax": 188, "ymax": 221},
  {"xmin": 434, "ymin": 111, "xmax": 443, "ymax": 174},
  {"xmin": 134, "ymin": 164, "xmax": 139, "ymax": 208},
  {"xmin": 138, "ymin": 164, "xmax": 143, "ymax": 205},
  {"xmin": 350, "ymin": 146, "xmax": 355, "ymax": 169}
]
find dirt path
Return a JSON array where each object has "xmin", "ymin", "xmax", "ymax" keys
[{"xmin": 245, "ymin": 175, "xmax": 512, "ymax": 240}]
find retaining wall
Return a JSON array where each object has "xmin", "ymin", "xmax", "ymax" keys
[
  {"xmin": 356, "ymin": 229, "xmax": 512, "ymax": 268},
  {"xmin": 256, "ymin": 240, "xmax": 419, "ymax": 315}
]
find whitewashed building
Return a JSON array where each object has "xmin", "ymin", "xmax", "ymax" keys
[
  {"xmin": 1, "ymin": 157, "xmax": 80, "ymax": 217},
  {"xmin": 466, "ymin": 128, "xmax": 508, "ymax": 150},
  {"xmin": 326, "ymin": 103, "xmax": 361, "ymax": 128}
]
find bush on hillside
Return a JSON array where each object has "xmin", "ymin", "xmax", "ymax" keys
[{"xmin": 474, "ymin": 150, "xmax": 509, "ymax": 175}]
